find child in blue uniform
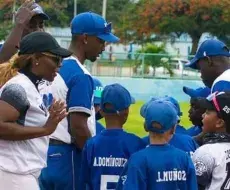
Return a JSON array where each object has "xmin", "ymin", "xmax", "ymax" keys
[
  {"xmin": 80, "ymin": 83, "xmax": 145, "ymax": 190},
  {"xmin": 142, "ymin": 97, "xmax": 198, "ymax": 156},
  {"xmin": 92, "ymin": 77, "xmax": 105, "ymax": 134},
  {"xmin": 122, "ymin": 100, "xmax": 198, "ymax": 190}
]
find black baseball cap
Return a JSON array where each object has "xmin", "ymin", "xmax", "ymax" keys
[
  {"xmin": 18, "ymin": 32, "xmax": 72, "ymax": 58},
  {"xmin": 200, "ymin": 91, "xmax": 230, "ymax": 121}
]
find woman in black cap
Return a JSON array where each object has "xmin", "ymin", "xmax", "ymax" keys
[{"xmin": 0, "ymin": 31, "xmax": 72, "ymax": 190}]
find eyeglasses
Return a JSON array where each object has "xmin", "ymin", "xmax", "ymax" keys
[{"xmin": 41, "ymin": 52, "xmax": 62, "ymax": 66}]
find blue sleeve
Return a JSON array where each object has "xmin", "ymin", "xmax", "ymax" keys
[
  {"xmin": 123, "ymin": 156, "xmax": 147, "ymax": 190},
  {"xmin": 212, "ymin": 80, "xmax": 230, "ymax": 93},
  {"xmin": 79, "ymin": 142, "xmax": 91, "ymax": 190},
  {"xmin": 187, "ymin": 155, "xmax": 198, "ymax": 190},
  {"xmin": 68, "ymin": 74, "xmax": 93, "ymax": 115}
]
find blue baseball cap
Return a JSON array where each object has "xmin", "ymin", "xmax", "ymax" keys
[
  {"xmin": 33, "ymin": 3, "xmax": 49, "ymax": 20},
  {"xmin": 186, "ymin": 39, "xmax": 230, "ymax": 69},
  {"xmin": 93, "ymin": 77, "xmax": 103, "ymax": 104},
  {"xmin": 101, "ymin": 83, "xmax": 134, "ymax": 113},
  {"xmin": 140, "ymin": 97, "xmax": 157, "ymax": 118},
  {"xmin": 144, "ymin": 100, "xmax": 178, "ymax": 133},
  {"xmin": 161, "ymin": 96, "xmax": 182, "ymax": 116},
  {"xmin": 183, "ymin": 86, "xmax": 211, "ymax": 98},
  {"xmin": 71, "ymin": 12, "xmax": 119, "ymax": 43}
]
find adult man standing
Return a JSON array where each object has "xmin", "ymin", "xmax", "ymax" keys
[
  {"xmin": 0, "ymin": 0, "xmax": 49, "ymax": 63},
  {"xmin": 39, "ymin": 12, "xmax": 119, "ymax": 190},
  {"xmin": 186, "ymin": 39, "xmax": 230, "ymax": 92}
]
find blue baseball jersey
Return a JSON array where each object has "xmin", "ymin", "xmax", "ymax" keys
[
  {"xmin": 122, "ymin": 144, "xmax": 198, "ymax": 190},
  {"xmin": 142, "ymin": 133, "xmax": 198, "ymax": 157},
  {"xmin": 46, "ymin": 56, "xmax": 94, "ymax": 143},
  {"xmin": 80, "ymin": 129, "xmax": 146, "ymax": 190},
  {"xmin": 186, "ymin": 126, "xmax": 202, "ymax": 137}
]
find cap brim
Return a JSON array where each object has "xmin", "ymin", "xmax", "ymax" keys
[
  {"xmin": 185, "ymin": 57, "xmax": 199, "ymax": 69},
  {"xmin": 183, "ymin": 86, "xmax": 195, "ymax": 97},
  {"xmin": 49, "ymin": 47, "xmax": 72, "ymax": 58},
  {"xmin": 97, "ymin": 33, "xmax": 120, "ymax": 43},
  {"xmin": 36, "ymin": 13, "xmax": 50, "ymax": 20}
]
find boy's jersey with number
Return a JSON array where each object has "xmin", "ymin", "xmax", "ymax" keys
[
  {"xmin": 192, "ymin": 142, "xmax": 230, "ymax": 190},
  {"xmin": 122, "ymin": 144, "xmax": 197, "ymax": 190},
  {"xmin": 80, "ymin": 129, "xmax": 145, "ymax": 190}
]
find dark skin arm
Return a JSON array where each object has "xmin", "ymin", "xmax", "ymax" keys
[
  {"xmin": 0, "ymin": 0, "xmax": 35, "ymax": 63},
  {"xmin": 70, "ymin": 112, "xmax": 92, "ymax": 149},
  {"xmin": 0, "ymin": 100, "xmax": 67, "ymax": 141}
]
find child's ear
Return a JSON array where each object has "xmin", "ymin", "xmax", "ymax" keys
[
  {"xmin": 170, "ymin": 125, "xmax": 176, "ymax": 135},
  {"xmin": 216, "ymin": 118, "xmax": 225, "ymax": 129}
]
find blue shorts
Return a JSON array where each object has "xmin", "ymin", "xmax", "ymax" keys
[{"xmin": 39, "ymin": 144, "xmax": 82, "ymax": 190}]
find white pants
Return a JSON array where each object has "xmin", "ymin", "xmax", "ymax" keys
[{"xmin": 0, "ymin": 169, "xmax": 40, "ymax": 190}]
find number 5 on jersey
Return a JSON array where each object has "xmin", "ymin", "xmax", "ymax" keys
[{"xmin": 100, "ymin": 175, "xmax": 119, "ymax": 190}]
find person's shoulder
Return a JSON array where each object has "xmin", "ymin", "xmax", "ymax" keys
[
  {"xmin": 193, "ymin": 143, "xmax": 213, "ymax": 156},
  {"xmin": 4, "ymin": 73, "xmax": 35, "ymax": 91},
  {"xmin": 123, "ymin": 132, "xmax": 146, "ymax": 145},
  {"xmin": 142, "ymin": 136, "xmax": 149, "ymax": 145},
  {"xmin": 169, "ymin": 144, "xmax": 191, "ymax": 157},
  {"xmin": 129, "ymin": 148, "xmax": 148, "ymax": 164},
  {"xmin": 212, "ymin": 69, "xmax": 230, "ymax": 91},
  {"xmin": 60, "ymin": 57, "xmax": 91, "ymax": 76},
  {"xmin": 175, "ymin": 133, "xmax": 195, "ymax": 142}
]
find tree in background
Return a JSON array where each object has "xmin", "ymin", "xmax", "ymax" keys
[
  {"xmin": 0, "ymin": 0, "xmax": 15, "ymax": 41},
  {"xmin": 0, "ymin": 0, "xmax": 134, "ymax": 41},
  {"xmin": 134, "ymin": 43, "xmax": 173, "ymax": 76},
  {"xmin": 119, "ymin": 0, "xmax": 230, "ymax": 54}
]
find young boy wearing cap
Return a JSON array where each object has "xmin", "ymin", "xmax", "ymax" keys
[
  {"xmin": 162, "ymin": 96, "xmax": 187, "ymax": 134},
  {"xmin": 122, "ymin": 100, "xmax": 197, "ymax": 190},
  {"xmin": 192, "ymin": 91, "xmax": 230, "ymax": 190},
  {"xmin": 183, "ymin": 86, "xmax": 210, "ymax": 137},
  {"xmin": 92, "ymin": 77, "xmax": 105, "ymax": 134},
  {"xmin": 142, "ymin": 97, "xmax": 198, "ymax": 157},
  {"xmin": 79, "ymin": 83, "xmax": 145, "ymax": 190}
]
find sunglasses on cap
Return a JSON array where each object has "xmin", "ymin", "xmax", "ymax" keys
[{"xmin": 206, "ymin": 91, "xmax": 225, "ymax": 112}]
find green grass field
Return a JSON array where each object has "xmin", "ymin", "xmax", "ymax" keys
[{"xmin": 100, "ymin": 101, "xmax": 191, "ymax": 137}]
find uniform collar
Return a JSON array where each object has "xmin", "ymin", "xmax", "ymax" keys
[{"xmin": 19, "ymin": 69, "xmax": 42, "ymax": 89}]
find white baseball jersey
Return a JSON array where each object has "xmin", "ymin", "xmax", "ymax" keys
[
  {"xmin": 0, "ymin": 73, "xmax": 49, "ymax": 176},
  {"xmin": 192, "ymin": 142, "xmax": 230, "ymax": 190}
]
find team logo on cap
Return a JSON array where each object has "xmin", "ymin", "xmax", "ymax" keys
[
  {"xmin": 223, "ymin": 105, "xmax": 230, "ymax": 114},
  {"xmin": 104, "ymin": 22, "xmax": 112, "ymax": 33}
]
